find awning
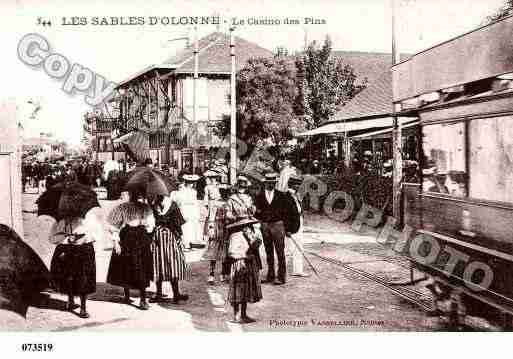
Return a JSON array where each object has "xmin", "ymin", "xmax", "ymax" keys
[
  {"xmin": 112, "ymin": 131, "xmax": 135, "ymax": 144},
  {"xmin": 351, "ymin": 120, "xmax": 420, "ymax": 140},
  {"xmin": 295, "ymin": 116, "xmax": 413, "ymax": 137},
  {"xmin": 112, "ymin": 130, "xmax": 149, "ymax": 162}
]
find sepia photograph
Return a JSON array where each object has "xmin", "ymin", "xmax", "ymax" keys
[{"xmin": 1, "ymin": 0, "xmax": 513, "ymax": 355}]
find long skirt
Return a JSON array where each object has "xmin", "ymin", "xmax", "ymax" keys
[
  {"xmin": 227, "ymin": 256, "xmax": 262, "ymax": 305},
  {"xmin": 152, "ymin": 227, "xmax": 191, "ymax": 282},
  {"xmin": 50, "ymin": 242, "xmax": 96, "ymax": 295},
  {"xmin": 107, "ymin": 238, "xmax": 153, "ymax": 289},
  {"xmin": 106, "ymin": 171, "xmax": 123, "ymax": 200},
  {"xmin": 202, "ymin": 204, "xmax": 228, "ymax": 262}
]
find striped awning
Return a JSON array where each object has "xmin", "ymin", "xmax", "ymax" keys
[
  {"xmin": 113, "ymin": 130, "xmax": 149, "ymax": 162},
  {"xmin": 295, "ymin": 117, "xmax": 413, "ymax": 137}
]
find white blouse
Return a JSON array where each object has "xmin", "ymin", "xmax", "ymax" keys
[{"xmin": 49, "ymin": 211, "xmax": 103, "ymax": 245}]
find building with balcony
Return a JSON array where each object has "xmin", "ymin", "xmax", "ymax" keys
[{"xmin": 110, "ymin": 31, "xmax": 273, "ymax": 173}]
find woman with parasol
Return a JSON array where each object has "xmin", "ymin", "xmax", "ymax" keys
[
  {"xmin": 106, "ymin": 167, "xmax": 176, "ymax": 307},
  {"xmin": 149, "ymin": 194, "xmax": 190, "ymax": 304},
  {"xmin": 202, "ymin": 170, "xmax": 229, "ymax": 284},
  {"xmin": 106, "ymin": 202, "xmax": 155, "ymax": 310},
  {"xmin": 226, "ymin": 217, "xmax": 263, "ymax": 324},
  {"xmin": 37, "ymin": 182, "xmax": 102, "ymax": 319}
]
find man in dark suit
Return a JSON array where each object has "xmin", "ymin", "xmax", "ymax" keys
[{"xmin": 254, "ymin": 172, "xmax": 292, "ymax": 285}]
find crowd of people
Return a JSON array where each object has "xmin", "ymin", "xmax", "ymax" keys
[
  {"xmin": 22, "ymin": 159, "xmax": 106, "ymax": 193},
  {"xmin": 42, "ymin": 156, "xmax": 308, "ymax": 324}
]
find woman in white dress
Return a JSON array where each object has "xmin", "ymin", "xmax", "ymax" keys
[{"xmin": 173, "ymin": 174, "xmax": 201, "ymax": 250}]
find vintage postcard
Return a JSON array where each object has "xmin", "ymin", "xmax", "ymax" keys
[{"xmin": 0, "ymin": 0, "xmax": 512, "ymax": 356}]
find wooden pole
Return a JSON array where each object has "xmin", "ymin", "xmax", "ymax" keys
[
  {"xmin": 193, "ymin": 26, "xmax": 199, "ymax": 174},
  {"xmin": 392, "ymin": 0, "xmax": 403, "ymax": 220},
  {"xmin": 229, "ymin": 27, "xmax": 237, "ymax": 185}
]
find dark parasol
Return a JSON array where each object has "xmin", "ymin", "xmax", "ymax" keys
[
  {"xmin": 36, "ymin": 182, "xmax": 100, "ymax": 221},
  {"xmin": 0, "ymin": 224, "xmax": 50, "ymax": 317},
  {"xmin": 124, "ymin": 167, "xmax": 178, "ymax": 200}
]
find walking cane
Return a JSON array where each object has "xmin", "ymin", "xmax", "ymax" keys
[{"xmin": 288, "ymin": 234, "xmax": 321, "ymax": 278}]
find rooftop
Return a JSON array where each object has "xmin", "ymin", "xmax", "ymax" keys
[
  {"xmin": 327, "ymin": 70, "xmax": 393, "ymax": 123},
  {"xmin": 164, "ymin": 31, "xmax": 274, "ymax": 74},
  {"xmin": 331, "ymin": 51, "xmax": 410, "ymax": 85}
]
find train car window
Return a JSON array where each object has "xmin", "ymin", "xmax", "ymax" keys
[
  {"xmin": 422, "ymin": 122, "xmax": 467, "ymax": 196},
  {"xmin": 468, "ymin": 116, "xmax": 513, "ymax": 203}
]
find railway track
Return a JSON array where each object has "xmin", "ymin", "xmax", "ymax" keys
[{"xmin": 306, "ymin": 250, "xmax": 435, "ymax": 312}]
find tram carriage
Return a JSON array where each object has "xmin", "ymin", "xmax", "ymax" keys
[{"xmin": 394, "ymin": 15, "xmax": 513, "ymax": 327}]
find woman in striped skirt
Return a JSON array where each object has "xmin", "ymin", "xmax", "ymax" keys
[{"xmin": 150, "ymin": 195, "xmax": 190, "ymax": 304}]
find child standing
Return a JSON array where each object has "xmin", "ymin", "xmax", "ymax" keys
[{"xmin": 226, "ymin": 218, "xmax": 263, "ymax": 323}]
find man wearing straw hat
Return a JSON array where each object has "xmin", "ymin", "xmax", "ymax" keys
[{"xmin": 254, "ymin": 172, "xmax": 291, "ymax": 285}]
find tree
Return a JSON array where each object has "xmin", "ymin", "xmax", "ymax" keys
[
  {"xmin": 300, "ymin": 36, "xmax": 360, "ymax": 129},
  {"xmin": 485, "ymin": 0, "xmax": 513, "ymax": 24},
  {"xmin": 214, "ymin": 56, "xmax": 303, "ymax": 146}
]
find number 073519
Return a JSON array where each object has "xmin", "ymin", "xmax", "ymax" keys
[{"xmin": 21, "ymin": 343, "xmax": 54, "ymax": 352}]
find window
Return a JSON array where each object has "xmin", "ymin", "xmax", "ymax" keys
[
  {"xmin": 422, "ymin": 122, "xmax": 467, "ymax": 196},
  {"xmin": 422, "ymin": 116, "xmax": 513, "ymax": 204},
  {"xmin": 468, "ymin": 116, "xmax": 513, "ymax": 203}
]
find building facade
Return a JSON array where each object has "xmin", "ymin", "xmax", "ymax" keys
[
  {"xmin": 0, "ymin": 99, "xmax": 23, "ymax": 235},
  {"xmin": 108, "ymin": 31, "xmax": 273, "ymax": 173}
]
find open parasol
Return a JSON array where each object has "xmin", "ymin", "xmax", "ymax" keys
[
  {"xmin": 106, "ymin": 201, "xmax": 146, "ymax": 229},
  {"xmin": 124, "ymin": 167, "xmax": 178, "ymax": 199},
  {"xmin": 0, "ymin": 224, "xmax": 50, "ymax": 317},
  {"xmin": 36, "ymin": 182, "xmax": 100, "ymax": 221}
]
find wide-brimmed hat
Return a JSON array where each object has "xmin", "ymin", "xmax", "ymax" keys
[
  {"xmin": 422, "ymin": 160, "xmax": 437, "ymax": 175},
  {"xmin": 183, "ymin": 174, "xmax": 200, "ymax": 182},
  {"xmin": 262, "ymin": 172, "xmax": 278, "ymax": 183},
  {"xmin": 288, "ymin": 175, "xmax": 303, "ymax": 188},
  {"xmin": 226, "ymin": 217, "xmax": 259, "ymax": 230},
  {"xmin": 203, "ymin": 170, "xmax": 221, "ymax": 178},
  {"xmin": 237, "ymin": 175, "xmax": 251, "ymax": 186}
]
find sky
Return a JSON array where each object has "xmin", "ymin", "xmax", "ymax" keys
[{"xmin": 0, "ymin": 0, "xmax": 505, "ymax": 145}]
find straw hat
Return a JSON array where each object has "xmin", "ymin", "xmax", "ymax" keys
[
  {"xmin": 237, "ymin": 175, "xmax": 251, "ymax": 187},
  {"xmin": 287, "ymin": 175, "xmax": 303, "ymax": 188},
  {"xmin": 203, "ymin": 170, "xmax": 220, "ymax": 178},
  {"xmin": 226, "ymin": 217, "xmax": 259, "ymax": 230},
  {"xmin": 261, "ymin": 172, "xmax": 278, "ymax": 183},
  {"xmin": 183, "ymin": 174, "xmax": 200, "ymax": 182}
]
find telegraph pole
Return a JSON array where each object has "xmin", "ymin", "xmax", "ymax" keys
[
  {"xmin": 193, "ymin": 26, "xmax": 199, "ymax": 174},
  {"xmin": 229, "ymin": 27, "xmax": 237, "ymax": 185},
  {"xmin": 392, "ymin": 0, "xmax": 403, "ymax": 220}
]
